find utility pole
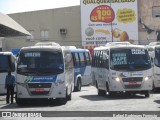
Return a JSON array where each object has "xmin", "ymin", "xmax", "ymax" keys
[{"xmin": 110, "ymin": 0, "xmax": 113, "ymax": 42}]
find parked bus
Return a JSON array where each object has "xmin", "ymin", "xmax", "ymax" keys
[
  {"xmin": 16, "ymin": 42, "xmax": 74, "ymax": 105},
  {"xmin": 147, "ymin": 43, "xmax": 160, "ymax": 91},
  {"xmin": 0, "ymin": 52, "xmax": 16, "ymax": 95},
  {"xmin": 92, "ymin": 44, "xmax": 153, "ymax": 98},
  {"xmin": 71, "ymin": 48, "xmax": 92, "ymax": 91}
]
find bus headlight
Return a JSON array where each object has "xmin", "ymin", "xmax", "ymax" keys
[
  {"xmin": 113, "ymin": 77, "xmax": 120, "ymax": 82},
  {"xmin": 144, "ymin": 76, "xmax": 151, "ymax": 81}
]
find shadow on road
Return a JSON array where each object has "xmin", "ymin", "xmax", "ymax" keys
[
  {"xmin": 0, "ymin": 99, "xmax": 66, "ymax": 109},
  {"xmin": 150, "ymin": 90, "xmax": 160, "ymax": 94},
  {"xmin": 80, "ymin": 94, "xmax": 145, "ymax": 101},
  {"xmin": 154, "ymin": 100, "xmax": 160, "ymax": 104}
]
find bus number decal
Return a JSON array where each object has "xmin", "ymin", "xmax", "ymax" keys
[
  {"xmin": 24, "ymin": 52, "xmax": 41, "ymax": 57},
  {"xmin": 112, "ymin": 53, "xmax": 127, "ymax": 65},
  {"xmin": 131, "ymin": 49, "xmax": 145, "ymax": 55}
]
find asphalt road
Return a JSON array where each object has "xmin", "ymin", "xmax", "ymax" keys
[{"xmin": 0, "ymin": 86, "xmax": 160, "ymax": 120}]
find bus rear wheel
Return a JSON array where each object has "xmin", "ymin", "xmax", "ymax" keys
[{"xmin": 74, "ymin": 79, "xmax": 81, "ymax": 92}]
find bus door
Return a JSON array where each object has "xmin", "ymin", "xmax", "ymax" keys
[{"xmin": 82, "ymin": 52, "xmax": 91, "ymax": 85}]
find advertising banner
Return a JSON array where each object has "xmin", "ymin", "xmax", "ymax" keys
[{"xmin": 81, "ymin": 0, "xmax": 138, "ymax": 47}]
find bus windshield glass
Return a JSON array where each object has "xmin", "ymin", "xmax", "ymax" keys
[
  {"xmin": 155, "ymin": 48, "xmax": 160, "ymax": 67},
  {"xmin": 0, "ymin": 55, "xmax": 10, "ymax": 70},
  {"xmin": 17, "ymin": 50, "xmax": 64, "ymax": 75},
  {"xmin": 110, "ymin": 48, "xmax": 151, "ymax": 71}
]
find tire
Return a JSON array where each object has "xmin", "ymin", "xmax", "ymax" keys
[
  {"xmin": 67, "ymin": 87, "xmax": 72, "ymax": 101},
  {"xmin": 97, "ymin": 88, "xmax": 106, "ymax": 96},
  {"xmin": 144, "ymin": 91, "xmax": 150, "ymax": 98},
  {"xmin": 67, "ymin": 93, "xmax": 71, "ymax": 101},
  {"xmin": 74, "ymin": 79, "xmax": 81, "ymax": 92},
  {"xmin": 108, "ymin": 91, "xmax": 115, "ymax": 97},
  {"xmin": 57, "ymin": 97, "xmax": 67, "ymax": 105},
  {"xmin": 106, "ymin": 82, "xmax": 115, "ymax": 97},
  {"xmin": 97, "ymin": 82, "xmax": 106, "ymax": 96},
  {"xmin": 57, "ymin": 90, "xmax": 68, "ymax": 105},
  {"xmin": 152, "ymin": 83, "xmax": 156, "ymax": 93},
  {"xmin": 16, "ymin": 98, "xmax": 24, "ymax": 106}
]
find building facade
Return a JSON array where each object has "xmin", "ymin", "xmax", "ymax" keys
[
  {"xmin": 2, "ymin": 0, "xmax": 160, "ymax": 51},
  {"xmin": 5, "ymin": 6, "xmax": 81, "ymax": 51}
]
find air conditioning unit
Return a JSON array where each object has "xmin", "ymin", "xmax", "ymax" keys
[{"xmin": 60, "ymin": 28, "xmax": 67, "ymax": 35}]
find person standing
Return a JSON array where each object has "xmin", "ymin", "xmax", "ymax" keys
[{"xmin": 5, "ymin": 71, "xmax": 16, "ymax": 104}]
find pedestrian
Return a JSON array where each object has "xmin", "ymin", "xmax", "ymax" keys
[{"xmin": 5, "ymin": 71, "xmax": 16, "ymax": 104}]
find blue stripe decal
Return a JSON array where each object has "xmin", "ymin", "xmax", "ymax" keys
[{"xmin": 30, "ymin": 75, "xmax": 57, "ymax": 83}]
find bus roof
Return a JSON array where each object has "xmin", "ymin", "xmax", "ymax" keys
[
  {"xmin": 94, "ymin": 44, "xmax": 146, "ymax": 50},
  {"xmin": 149, "ymin": 42, "xmax": 160, "ymax": 46},
  {"xmin": 20, "ymin": 45, "xmax": 62, "ymax": 51},
  {"xmin": 20, "ymin": 45, "xmax": 77, "ymax": 52},
  {"xmin": 70, "ymin": 49, "xmax": 89, "ymax": 53},
  {"xmin": 105, "ymin": 42, "xmax": 131, "ymax": 46},
  {"xmin": 147, "ymin": 44, "xmax": 160, "ymax": 49},
  {"xmin": 0, "ymin": 52, "xmax": 14, "ymax": 55},
  {"xmin": 35, "ymin": 42, "xmax": 60, "ymax": 47}
]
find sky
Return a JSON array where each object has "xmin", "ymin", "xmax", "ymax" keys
[{"xmin": 0, "ymin": 0, "xmax": 80, "ymax": 14}]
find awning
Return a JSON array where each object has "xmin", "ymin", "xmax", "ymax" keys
[{"xmin": 0, "ymin": 12, "xmax": 31, "ymax": 37}]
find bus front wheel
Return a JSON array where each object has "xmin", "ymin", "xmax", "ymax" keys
[
  {"xmin": 74, "ymin": 78, "xmax": 81, "ymax": 92},
  {"xmin": 106, "ymin": 82, "xmax": 115, "ymax": 97},
  {"xmin": 16, "ymin": 98, "xmax": 24, "ymax": 106},
  {"xmin": 144, "ymin": 91, "xmax": 150, "ymax": 98},
  {"xmin": 97, "ymin": 82, "xmax": 106, "ymax": 96}
]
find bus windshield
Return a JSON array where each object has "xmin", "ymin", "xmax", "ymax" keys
[
  {"xmin": 17, "ymin": 50, "xmax": 64, "ymax": 76},
  {"xmin": 155, "ymin": 48, "xmax": 160, "ymax": 67},
  {"xmin": 110, "ymin": 48, "xmax": 151, "ymax": 71},
  {"xmin": 0, "ymin": 55, "xmax": 10, "ymax": 70}
]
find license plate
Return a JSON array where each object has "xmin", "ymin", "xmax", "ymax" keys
[
  {"xmin": 128, "ymin": 82, "xmax": 137, "ymax": 85},
  {"xmin": 35, "ymin": 88, "xmax": 44, "ymax": 92}
]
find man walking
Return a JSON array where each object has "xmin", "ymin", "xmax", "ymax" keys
[{"xmin": 5, "ymin": 71, "xmax": 15, "ymax": 104}]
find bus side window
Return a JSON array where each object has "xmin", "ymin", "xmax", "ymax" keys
[
  {"xmin": 79, "ymin": 53, "xmax": 85, "ymax": 66},
  {"xmin": 95, "ymin": 51, "xmax": 99, "ymax": 67},
  {"xmin": 74, "ymin": 53, "xmax": 80, "ymax": 66},
  {"xmin": 85, "ymin": 52, "xmax": 91, "ymax": 65},
  {"xmin": 94, "ymin": 51, "xmax": 98, "ymax": 67},
  {"xmin": 99, "ymin": 51, "xmax": 103, "ymax": 67},
  {"xmin": 92, "ymin": 51, "xmax": 95, "ymax": 66},
  {"xmin": 83, "ymin": 52, "xmax": 87, "ymax": 66},
  {"xmin": 105, "ymin": 59, "xmax": 109, "ymax": 69},
  {"xmin": 72, "ymin": 53, "xmax": 76, "ymax": 66},
  {"xmin": 96, "ymin": 51, "xmax": 99, "ymax": 67},
  {"xmin": 104, "ymin": 50, "xmax": 109, "ymax": 69}
]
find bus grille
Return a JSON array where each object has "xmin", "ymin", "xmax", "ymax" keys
[
  {"xmin": 122, "ymin": 77, "xmax": 143, "ymax": 82},
  {"xmin": 28, "ymin": 83, "xmax": 52, "ymax": 95},
  {"xmin": 122, "ymin": 77, "xmax": 143, "ymax": 89},
  {"xmin": 124, "ymin": 85, "xmax": 141, "ymax": 89},
  {"xmin": 28, "ymin": 83, "xmax": 52, "ymax": 88},
  {"xmin": 30, "ymin": 91, "xmax": 50, "ymax": 95}
]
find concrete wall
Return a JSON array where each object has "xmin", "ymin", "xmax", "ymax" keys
[
  {"xmin": 138, "ymin": 0, "xmax": 160, "ymax": 44},
  {"xmin": 6, "ymin": 6, "xmax": 81, "ymax": 51}
]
